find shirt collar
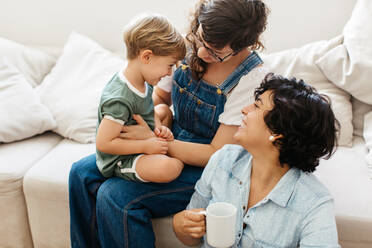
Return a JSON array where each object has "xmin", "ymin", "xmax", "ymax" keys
[{"xmin": 266, "ymin": 168, "xmax": 300, "ymax": 208}]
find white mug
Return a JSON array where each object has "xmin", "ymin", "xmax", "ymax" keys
[{"xmin": 200, "ymin": 202, "xmax": 237, "ymax": 248}]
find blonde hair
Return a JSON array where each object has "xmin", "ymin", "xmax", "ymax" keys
[{"xmin": 124, "ymin": 13, "xmax": 186, "ymax": 61}]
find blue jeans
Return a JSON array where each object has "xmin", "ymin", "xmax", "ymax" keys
[{"xmin": 69, "ymin": 154, "xmax": 203, "ymax": 248}]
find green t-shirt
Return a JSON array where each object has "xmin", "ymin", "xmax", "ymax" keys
[{"xmin": 96, "ymin": 71, "xmax": 155, "ymax": 177}]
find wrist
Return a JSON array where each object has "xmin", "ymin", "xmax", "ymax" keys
[
  {"xmin": 172, "ymin": 212, "xmax": 183, "ymax": 238},
  {"xmin": 142, "ymin": 139, "xmax": 151, "ymax": 154}
]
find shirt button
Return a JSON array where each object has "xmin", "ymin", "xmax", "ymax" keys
[
  {"xmin": 242, "ymin": 206, "xmax": 246, "ymax": 210},
  {"xmin": 117, "ymin": 161, "xmax": 122, "ymax": 166},
  {"xmin": 239, "ymin": 181, "xmax": 243, "ymax": 185}
]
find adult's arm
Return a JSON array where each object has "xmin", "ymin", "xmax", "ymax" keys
[{"xmin": 167, "ymin": 124, "xmax": 239, "ymax": 166}]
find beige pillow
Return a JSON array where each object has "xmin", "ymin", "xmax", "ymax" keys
[
  {"xmin": 351, "ymin": 97, "xmax": 372, "ymax": 137},
  {"xmin": 37, "ymin": 32, "xmax": 124, "ymax": 143},
  {"xmin": 316, "ymin": 0, "xmax": 372, "ymax": 105},
  {"xmin": 0, "ymin": 37, "xmax": 56, "ymax": 87},
  {"xmin": 0, "ymin": 58, "xmax": 56, "ymax": 142},
  {"xmin": 261, "ymin": 36, "xmax": 353, "ymax": 147}
]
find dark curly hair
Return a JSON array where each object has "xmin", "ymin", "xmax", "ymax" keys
[
  {"xmin": 255, "ymin": 73, "xmax": 340, "ymax": 172},
  {"xmin": 186, "ymin": 0, "xmax": 269, "ymax": 80}
]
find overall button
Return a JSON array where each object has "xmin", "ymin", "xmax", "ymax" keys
[
  {"xmin": 179, "ymin": 88, "xmax": 184, "ymax": 93},
  {"xmin": 181, "ymin": 64, "xmax": 189, "ymax": 70},
  {"xmin": 197, "ymin": 100, "xmax": 201, "ymax": 105},
  {"xmin": 217, "ymin": 88, "xmax": 222, "ymax": 95}
]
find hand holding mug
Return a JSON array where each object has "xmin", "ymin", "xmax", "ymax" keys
[{"xmin": 173, "ymin": 208, "xmax": 206, "ymax": 239}]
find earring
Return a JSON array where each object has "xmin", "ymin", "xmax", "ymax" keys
[{"xmin": 269, "ymin": 135, "xmax": 275, "ymax": 141}]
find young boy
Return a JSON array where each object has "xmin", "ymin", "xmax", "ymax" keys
[{"xmin": 95, "ymin": 13, "xmax": 186, "ymax": 183}]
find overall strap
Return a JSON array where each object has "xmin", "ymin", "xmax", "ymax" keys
[{"xmin": 218, "ymin": 51, "xmax": 263, "ymax": 95}]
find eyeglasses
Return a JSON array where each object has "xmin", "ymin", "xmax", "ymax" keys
[{"xmin": 193, "ymin": 32, "xmax": 236, "ymax": 62}]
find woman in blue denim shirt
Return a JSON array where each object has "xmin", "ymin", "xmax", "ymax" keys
[
  {"xmin": 173, "ymin": 73, "xmax": 341, "ymax": 248},
  {"xmin": 69, "ymin": 0, "xmax": 270, "ymax": 247}
]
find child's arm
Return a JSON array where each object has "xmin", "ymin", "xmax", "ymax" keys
[{"xmin": 96, "ymin": 118, "xmax": 168, "ymax": 155}]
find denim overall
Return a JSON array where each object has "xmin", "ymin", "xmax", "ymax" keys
[{"xmin": 69, "ymin": 51, "xmax": 262, "ymax": 248}]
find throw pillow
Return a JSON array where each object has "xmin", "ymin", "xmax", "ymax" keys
[
  {"xmin": 261, "ymin": 36, "xmax": 353, "ymax": 147},
  {"xmin": 315, "ymin": 0, "xmax": 372, "ymax": 105},
  {"xmin": 0, "ymin": 37, "xmax": 56, "ymax": 87},
  {"xmin": 0, "ymin": 58, "xmax": 56, "ymax": 143},
  {"xmin": 351, "ymin": 97, "xmax": 372, "ymax": 137},
  {"xmin": 36, "ymin": 32, "xmax": 124, "ymax": 143}
]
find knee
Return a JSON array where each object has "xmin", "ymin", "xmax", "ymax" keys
[
  {"xmin": 159, "ymin": 159, "xmax": 184, "ymax": 183},
  {"xmin": 96, "ymin": 179, "xmax": 135, "ymax": 211}
]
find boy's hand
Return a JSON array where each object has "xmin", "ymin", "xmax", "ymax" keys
[
  {"xmin": 144, "ymin": 137, "xmax": 168, "ymax": 155},
  {"xmin": 154, "ymin": 126, "xmax": 174, "ymax": 141}
]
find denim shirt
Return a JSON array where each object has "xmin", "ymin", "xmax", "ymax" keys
[{"xmin": 187, "ymin": 145, "xmax": 340, "ymax": 248}]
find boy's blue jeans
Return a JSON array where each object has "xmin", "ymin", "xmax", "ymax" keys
[{"xmin": 69, "ymin": 153, "xmax": 202, "ymax": 248}]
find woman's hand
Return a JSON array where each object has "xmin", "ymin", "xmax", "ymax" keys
[
  {"xmin": 173, "ymin": 209, "xmax": 206, "ymax": 246},
  {"xmin": 119, "ymin": 114, "xmax": 155, "ymax": 140}
]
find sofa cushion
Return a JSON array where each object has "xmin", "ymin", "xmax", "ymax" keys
[
  {"xmin": 315, "ymin": 137, "xmax": 372, "ymax": 247},
  {"xmin": 0, "ymin": 36, "xmax": 56, "ymax": 87},
  {"xmin": 0, "ymin": 58, "xmax": 57, "ymax": 143},
  {"xmin": 23, "ymin": 139, "xmax": 94, "ymax": 248},
  {"xmin": 0, "ymin": 132, "xmax": 62, "ymax": 248},
  {"xmin": 364, "ymin": 112, "xmax": 372, "ymax": 176},
  {"xmin": 23, "ymin": 139, "xmax": 193, "ymax": 248},
  {"xmin": 36, "ymin": 32, "xmax": 124, "ymax": 144}
]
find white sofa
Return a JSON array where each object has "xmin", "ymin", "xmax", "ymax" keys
[{"xmin": 1, "ymin": 1, "xmax": 372, "ymax": 248}]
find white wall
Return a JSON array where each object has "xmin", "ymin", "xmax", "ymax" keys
[
  {"xmin": 263, "ymin": 0, "xmax": 357, "ymax": 52},
  {"xmin": 0, "ymin": 0, "xmax": 356, "ymax": 53}
]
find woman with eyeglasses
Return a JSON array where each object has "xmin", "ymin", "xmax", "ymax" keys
[{"xmin": 69, "ymin": 0, "xmax": 270, "ymax": 247}]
